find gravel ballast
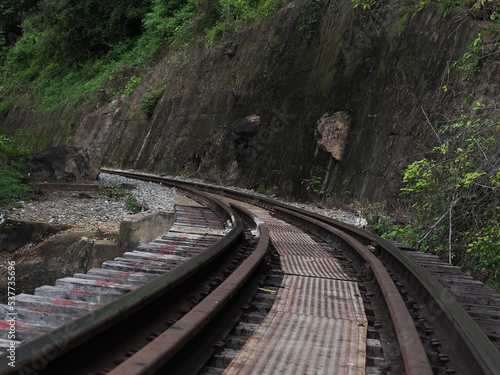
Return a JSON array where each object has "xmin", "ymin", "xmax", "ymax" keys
[
  {"xmin": 1, "ymin": 173, "xmax": 176, "ymax": 234},
  {"xmin": 1, "ymin": 171, "xmax": 367, "ymax": 235}
]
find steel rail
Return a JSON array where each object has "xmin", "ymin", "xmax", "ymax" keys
[
  {"xmin": 274, "ymin": 205, "xmax": 500, "ymax": 375},
  {"xmin": 108, "ymin": 203, "xmax": 269, "ymax": 375},
  {"xmin": 0, "ymin": 187, "xmax": 243, "ymax": 375},
  {"xmin": 102, "ymin": 169, "xmax": 500, "ymax": 374},
  {"xmin": 273, "ymin": 206, "xmax": 433, "ymax": 375}
]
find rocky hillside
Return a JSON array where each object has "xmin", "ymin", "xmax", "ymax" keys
[{"xmin": 4, "ymin": 0, "xmax": 498, "ymax": 203}]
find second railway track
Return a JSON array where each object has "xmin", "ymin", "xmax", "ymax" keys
[{"xmin": 0, "ymin": 169, "xmax": 498, "ymax": 375}]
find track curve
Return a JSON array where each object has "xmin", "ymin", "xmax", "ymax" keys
[
  {"xmin": 103, "ymin": 169, "xmax": 500, "ymax": 375},
  {"xmin": 0, "ymin": 169, "xmax": 498, "ymax": 375}
]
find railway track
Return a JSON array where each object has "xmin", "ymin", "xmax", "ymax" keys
[{"xmin": 0, "ymin": 170, "xmax": 498, "ymax": 375}]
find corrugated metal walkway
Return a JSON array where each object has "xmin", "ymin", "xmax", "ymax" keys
[{"xmin": 224, "ymin": 208, "xmax": 367, "ymax": 375}]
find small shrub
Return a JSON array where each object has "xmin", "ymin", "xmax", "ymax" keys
[
  {"xmin": 124, "ymin": 76, "xmax": 141, "ymax": 96},
  {"xmin": 125, "ymin": 195, "xmax": 137, "ymax": 213},
  {"xmin": 301, "ymin": 176, "xmax": 325, "ymax": 196},
  {"xmin": 140, "ymin": 87, "xmax": 165, "ymax": 117},
  {"xmin": 450, "ymin": 25, "xmax": 500, "ymax": 78},
  {"xmin": 99, "ymin": 184, "xmax": 126, "ymax": 199},
  {"xmin": 0, "ymin": 131, "xmax": 37, "ymax": 206}
]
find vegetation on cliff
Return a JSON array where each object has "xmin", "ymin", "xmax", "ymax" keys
[
  {"xmin": 367, "ymin": 15, "xmax": 500, "ymax": 289},
  {"xmin": 371, "ymin": 108, "xmax": 500, "ymax": 289},
  {"xmin": 0, "ymin": 130, "xmax": 37, "ymax": 206},
  {"xmin": 0, "ymin": 0, "xmax": 283, "ymax": 111}
]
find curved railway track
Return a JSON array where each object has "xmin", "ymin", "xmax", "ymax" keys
[{"xmin": 0, "ymin": 169, "xmax": 498, "ymax": 375}]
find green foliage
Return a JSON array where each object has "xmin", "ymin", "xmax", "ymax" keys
[
  {"xmin": 373, "ymin": 113, "xmax": 500, "ymax": 286},
  {"xmin": 369, "ymin": 215, "xmax": 424, "ymax": 248},
  {"xmin": 468, "ymin": 222, "xmax": 500, "ymax": 275},
  {"xmin": 125, "ymin": 195, "xmax": 137, "ymax": 212},
  {"xmin": 141, "ymin": 87, "xmax": 165, "ymax": 117},
  {"xmin": 0, "ymin": 0, "xmax": 284, "ymax": 111},
  {"xmin": 203, "ymin": 0, "xmax": 282, "ymax": 47},
  {"xmin": 299, "ymin": 0, "xmax": 325, "ymax": 43},
  {"xmin": 473, "ymin": 0, "xmax": 500, "ymax": 19},
  {"xmin": 451, "ymin": 25, "xmax": 500, "ymax": 78},
  {"xmin": 99, "ymin": 184, "xmax": 126, "ymax": 199},
  {"xmin": 0, "ymin": 0, "xmax": 38, "ymax": 56},
  {"xmin": 0, "ymin": 131, "xmax": 37, "ymax": 206},
  {"xmin": 34, "ymin": 0, "xmax": 149, "ymax": 63},
  {"xmin": 124, "ymin": 76, "xmax": 141, "ymax": 96},
  {"xmin": 451, "ymin": 32, "xmax": 485, "ymax": 77},
  {"xmin": 301, "ymin": 175, "xmax": 325, "ymax": 196},
  {"xmin": 436, "ymin": 0, "xmax": 470, "ymax": 11},
  {"xmin": 351, "ymin": 0, "xmax": 379, "ymax": 10},
  {"xmin": 140, "ymin": 0, "xmax": 196, "ymax": 56}
]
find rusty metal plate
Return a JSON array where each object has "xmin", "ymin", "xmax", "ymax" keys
[
  {"xmin": 223, "ymin": 311, "xmax": 367, "ymax": 375},
  {"xmin": 274, "ymin": 275, "xmax": 367, "ymax": 323},
  {"xmin": 223, "ymin": 206, "xmax": 367, "ymax": 374},
  {"xmin": 270, "ymin": 230, "xmax": 318, "ymax": 245},
  {"xmin": 271, "ymin": 242, "xmax": 332, "ymax": 258},
  {"xmin": 280, "ymin": 254, "xmax": 353, "ymax": 280}
]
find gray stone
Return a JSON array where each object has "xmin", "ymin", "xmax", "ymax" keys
[{"xmin": 25, "ymin": 146, "xmax": 102, "ymax": 182}]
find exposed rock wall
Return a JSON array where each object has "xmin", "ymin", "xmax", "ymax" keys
[{"xmin": 5, "ymin": 0, "xmax": 497, "ymax": 203}]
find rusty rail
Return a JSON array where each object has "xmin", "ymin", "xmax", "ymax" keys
[
  {"xmin": 101, "ymin": 169, "xmax": 500, "ymax": 374},
  {"xmin": 0, "ymin": 189, "xmax": 243, "ymax": 375},
  {"xmin": 273, "ymin": 206, "xmax": 433, "ymax": 375},
  {"xmin": 108, "ymin": 204, "xmax": 269, "ymax": 375}
]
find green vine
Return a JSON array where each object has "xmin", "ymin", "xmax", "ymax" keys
[
  {"xmin": 451, "ymin": 25, "xmax": 500, "ymax": 78},
  {"xmin": 140, "ymin": 87, "xmax": 165, "ymax": 117}
]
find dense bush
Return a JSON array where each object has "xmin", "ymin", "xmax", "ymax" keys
[
  {"xmin": 0, "ymin": 0, "xmax": 38, "ymax": 56},
  {"xmin": 0, "ymin": 131, "xmax": 37, "ymax": 206},
  {"xmin": 0, "ymin": 0, "xmax": 283, "ymax": 110},
  {"xmin": 371, "ymin": 110, "xmax": 500, "ymax": 288}
]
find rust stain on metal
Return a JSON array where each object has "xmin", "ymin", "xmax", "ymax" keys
[
  {"xmin": 224, "ymin": 211, "xmax": 367, "ymax": 375},
  {"xmin": 274, "ymin": 276, "xmax": 367, "ymax": 322},
  {"xmin": 224, "ymin": 312, "xmax": 366, "ymax": 375},
  {"xmin": 280, "ymin": 254, "xmax": 353, "ymax": 280}
]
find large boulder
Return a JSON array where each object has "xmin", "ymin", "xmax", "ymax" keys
[
  {"xmin": 27, "ymin": 146, "xmax": 102, "ymax": 182},
  {"xmin": 314, "ymin": 112, "xmax": 349, "ymax": 162}
]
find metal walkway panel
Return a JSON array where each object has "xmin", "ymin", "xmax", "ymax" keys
[
  {"xmin": 280, "ymin": 254, "xmax": 353, "ymax": 280},
  {"xmin": 169, "ymin": 225, "xmax": 228, "ymax": 235},
  {"xmin": 274, "ymin": 275, "xmax": 367, "ymax": 323},
  {"xmin": 264, "ymin": 221, "xmax": 297, "ymax": 231},
  {"xmin": 223, "ymin": 311, "xmax": 366, "ymax": 375},
  {"xmin": 270, "ymin": 230, "xmax": 318, "ymax": 245},
  {"xmin": 223, "ymin": 205, "xmax": 367, "ymax": 375},
  {"xmin": 272, "ymin": 241, "xmax": 332, "ymax": 258}
]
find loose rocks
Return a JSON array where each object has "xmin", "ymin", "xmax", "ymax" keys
[{"xmin": 1, "ymin": 173, "xmax": 176, "ymax": 234}]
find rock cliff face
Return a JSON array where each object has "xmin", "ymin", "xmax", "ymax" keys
[
  {"xmin": 5, "ymin": 0, "xmax": 498, "ymax": 202},
  {"xmin": 25, "ymin": 146, "xmax": 102, "ymax": 182}
]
